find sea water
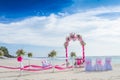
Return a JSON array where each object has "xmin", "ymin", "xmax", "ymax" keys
[
  {"xmin": 86, "ymin": 56, "xmax": 120, "ymax": 64},
  {"xmin": 34, "ymin": 56, "xmax": 120, "ymax": 64}
]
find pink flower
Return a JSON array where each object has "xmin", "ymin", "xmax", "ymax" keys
[{"xmin": 17, "ymin": 56, "xmax": 23, "ymax": 62}]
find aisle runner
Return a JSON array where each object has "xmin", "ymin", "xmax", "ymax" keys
[{"xmin": 0, "ymin": 64, "xmax": 73, "ymax": 71}]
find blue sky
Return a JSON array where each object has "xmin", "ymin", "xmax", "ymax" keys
[{"xmin": 0, "ymin": 0, "xmax": 120, "ymax": 57}]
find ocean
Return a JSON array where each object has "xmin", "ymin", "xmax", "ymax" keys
[
  {"xmin": 85, "ymin": 56, "xmax": 120, "ymax": 64},
  {"xmin": 33, "ymin": 56, "xmax": 120, "ymax": 64}
]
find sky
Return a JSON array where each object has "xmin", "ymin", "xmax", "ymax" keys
[{"xmin": 0, "ymin": 0, "xmax": 120, "ymax": 57}]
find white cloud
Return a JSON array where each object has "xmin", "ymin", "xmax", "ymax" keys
[{"xmin": 0, "ymin": 6, "xmax": 120, "ymax": 56}]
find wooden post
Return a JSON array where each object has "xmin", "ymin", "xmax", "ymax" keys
[
  {"xmin": 19, "ymin": 62, "xmax": 23, "ymax": 76},
  {"xmin": 52, "ymin": 58, "xmax": 55, "ymax": 73}
]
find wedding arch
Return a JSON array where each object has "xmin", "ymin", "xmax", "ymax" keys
[{"xmin": 64, "ymin": 33, "xmax": 86, "ymax": 63}]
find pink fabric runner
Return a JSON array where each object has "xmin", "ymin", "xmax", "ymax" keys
[{"xmin": 0, "ymin": 64, "xmax": 73, "ymax": 71}]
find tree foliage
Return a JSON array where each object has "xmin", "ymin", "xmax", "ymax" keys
[
  {"xmin": 70, "ymin": 52, "xmax": 76, "ymax": 58},
  {"xmin": 48, "ymin": 50, "xmax": 57, "ymax": 58},
  {"xmin": 0, "ymin": 50, "xmax": 4, "ymax": 56},
  {"xmin": 0, "ymin": 46, "xmax": 14, "ymax": 58},
  {"xmin": 16, "ymin": 49, "xmax": 25, "ymax": 57},
  {"xmin": 27, "ymin": 52, "xmax": 33, "ymax": 58}
]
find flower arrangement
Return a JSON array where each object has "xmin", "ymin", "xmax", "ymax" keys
[{"xmin": 64, "ymin": 33, "xmax": 86, "ymax": 47}]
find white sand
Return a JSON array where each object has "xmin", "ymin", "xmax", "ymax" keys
[{"xmin": 0, "ymin": 58, "xmax": 120, "ymax": 80}]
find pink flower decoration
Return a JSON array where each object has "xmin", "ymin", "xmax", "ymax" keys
[
  {"xmin": 78, "ymin": 38, "xmax": 82, "ymax": 42},
  {"xmin": 73, "ymin": 37, "xmax": 77, "ymax": 41},
  {"xmin": 70, "ymin": 33, "xmax": 75, "ymax": 39},
  {"xmin": 17, "ymin": 56, "xmax": 23, "ymax": 62},
  {"xmin": 66, "ymin": 37, "xmax": 70, "ymax": 42},
  {"xmin": 97, "ymin": 60, "xmax": 102, "ymax": 65}
]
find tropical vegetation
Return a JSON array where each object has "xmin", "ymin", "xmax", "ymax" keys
[
  {"xmin": 27, "ymin": 52, "xmax": 33, "ymax": 58},
  {"xmin": 0, "ymin": 50, "xmax": 4, "ymax": 57},
  {"xmin": 48, "ymin": 50, "xmax": 57, "ymax": 58},
  {"xmin": 70, "ymin": 52, "xmax": 76, "ymax": 58},
  {"xmin": 16, "ymin": 49, "xmax": 25, "ymax": 57},
  {"xmin": 0, "ymin": 46, "xmax": 15, "ymax": 58}
]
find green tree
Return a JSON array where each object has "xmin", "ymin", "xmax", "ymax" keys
[
  {"xmin": 70, "ymin": 52, "xmax": 76, "ymax": 58},
  {"xmin": 0, "ymin": 46, "xmax": 14, "ymax": 58},
  {"xmin": 27, "ymin": 52, "xmax": 33, "ymax": 58},
  {"xmin": 48, "ymin": 50, "xmax": 57, "ymax": 58},
  {"xmin": 0, "ymin": 50, "xmax": 4, "ymax": 56},
  {"xmin": 16, "ymin": 49, "xmax": 25, "ymax": 57},
  {"xmin": 48, "ymin": 53, "xmax": 52, "ymax": 57}
]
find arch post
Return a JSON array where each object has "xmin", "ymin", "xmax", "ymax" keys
[
  {"xmin": 82, "ymin": 45, "xmax": 85, "ymax": 63},
  {"xmin": 65, "ymin": 47, "xmax": 68, "ymax": 62}
]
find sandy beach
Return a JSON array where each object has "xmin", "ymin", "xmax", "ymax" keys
[{"xmin": 0, "ymin": 58, "xmax": 120, "ymax": 80}]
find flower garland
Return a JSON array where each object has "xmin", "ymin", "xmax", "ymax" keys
[
  {"xmin": 64, "ymin": 33, "xmax": 86, "ymax": 48},
  {"xmin": 64, "ymin": 33, "xmax": 86, "ymax": 63}
]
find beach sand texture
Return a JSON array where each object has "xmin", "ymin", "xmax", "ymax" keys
[{"xmin": 0, "ymin": 58, "xmax": 120, "ymax": 80}]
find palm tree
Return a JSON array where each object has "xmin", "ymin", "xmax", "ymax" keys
[
  {"xmin": 27, "ymin": 52, "xmax": 33, "ymax": 66},
  {"xmin": 48, "ymin": 50, "xmax": 57, "ymax": 58},
  {"xmin": 48, "ymin": 53, "xmax": 51, "ymax": 57},
  {"xmin": 48, "ymin": 50, "xmax": 57, "ymax": 72},
  {"xmin": 16, "ymin": 49, "xmax": 25, "ymax": 57},
  {"xmin": 28, "ymin": 52, "xmax": 33, "ymax": 58},
  {"xmin": 70, "ymin": 52, "xmax": 76, "ymax": 58},
  {"xmin": 0, "ymin": 50, "xmax": 4, "ymax": 57},
  {"xmin": 48, "ymin": 50, "xmax": 57, "ymax": 62}
]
